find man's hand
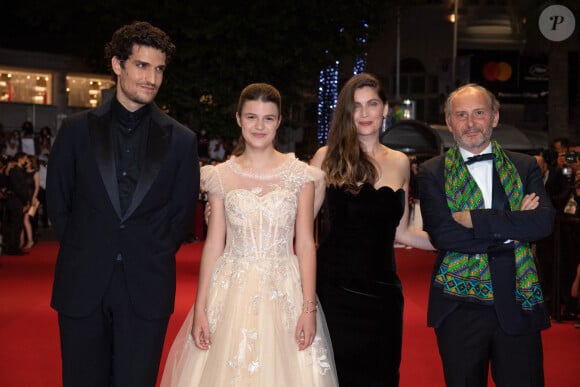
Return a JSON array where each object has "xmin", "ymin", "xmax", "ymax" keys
[
  {"xmin": 452, "ymin": 193, "xmax": 540, "ymax": 230},
  {"xmin": 520, "ymin": 193, "xmax": 539, "ymax": 211},
  {"xmin": 452, "ymin": 210, "xmax": 472, "ymax": 228}
]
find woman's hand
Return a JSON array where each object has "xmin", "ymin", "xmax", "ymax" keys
[{"xmin": 191, "ymin": 309, "xmax": 212, "ymax": 350}]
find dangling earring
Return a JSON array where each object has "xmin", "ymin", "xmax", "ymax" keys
[{"xmin": 381, "ymin": 116, "xmax": 387, "ymax": 133}]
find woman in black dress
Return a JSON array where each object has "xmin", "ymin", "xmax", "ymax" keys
[{"xmin": 310, "ymin": 73, "xmax": 433, "ymax": 386}]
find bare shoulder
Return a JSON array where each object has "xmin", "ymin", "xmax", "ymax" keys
[
  {"xmin": 380, "ymin": 145, "xmax": 409, "ymax": 170},
  {"xmin": 310, "ymin": 146, "xmax": 328, "ymax": 168}
]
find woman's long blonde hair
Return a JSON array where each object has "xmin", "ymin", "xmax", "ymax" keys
[{"xmin": 322, "ymin": 73, "xmax": 387, "ymax": 193}]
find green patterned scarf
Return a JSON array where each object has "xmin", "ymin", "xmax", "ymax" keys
[{"xmin": 435, "ymin": 140, "xmax": 544, "ymax": 310}]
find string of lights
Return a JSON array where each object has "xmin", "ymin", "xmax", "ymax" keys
[
  {"xmin": 317, "ymin": 59, "xmax": 339, "ymax": 145},
  {"xmin": 317, "ymin": 22, "xmax": 368, "ymax": 145},
  {"xmin": 353, "ymin": 21, "xmax": 369, "ymax": 75}
]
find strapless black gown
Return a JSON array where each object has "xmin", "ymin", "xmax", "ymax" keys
[{"xmin": 317, "ymin": 183, "xmax": 405, "ymax": 387}]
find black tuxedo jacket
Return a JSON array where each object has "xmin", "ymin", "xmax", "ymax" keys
[
  {"xmin": 418, "ymin": 150, "xmax": 555, "ymax": 335},
  {"xmin": 47, "ymin": 100, "xmax": 199, "ymax": 320}
]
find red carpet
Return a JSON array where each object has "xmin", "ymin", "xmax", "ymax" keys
[{"xmin": 0, "ymin": 242, "xmax": 578, "ymax": 386}]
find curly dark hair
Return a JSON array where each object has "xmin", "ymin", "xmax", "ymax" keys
[{"xmin": 104, "ymin": 21, "xmax": 176, "ymax": 79}]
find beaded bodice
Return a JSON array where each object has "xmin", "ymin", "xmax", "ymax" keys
[{"xmin": 201, "ymin": 154, "xmax": 324, "ymax": 260}]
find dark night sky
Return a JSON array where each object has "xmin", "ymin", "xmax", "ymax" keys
[{"xmin": 1, "ymin": 5, "xmax": 72, "ymax": 54}]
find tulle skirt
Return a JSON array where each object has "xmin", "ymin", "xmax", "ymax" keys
[{"xmin": 160, "ymin": 254, "xmax": 338, "ymax": 387}]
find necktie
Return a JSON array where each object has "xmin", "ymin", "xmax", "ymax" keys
[{"xmin": 465, "ymin": 153, "xmax": 494, "ymax": 165}]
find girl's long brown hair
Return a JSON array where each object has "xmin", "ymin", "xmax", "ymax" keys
[{"xmin": 322, "ymin": 73, "xmax": 387, "ymax": 193}]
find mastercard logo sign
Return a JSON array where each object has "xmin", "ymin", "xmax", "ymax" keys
[{"xmin": 482, "ymin": 61, "xmax": 513, "ymax": 81}]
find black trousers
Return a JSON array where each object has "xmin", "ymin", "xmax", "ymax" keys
[
  {"xmin": 435, "ymin": 303, "xmax": 544, "ymax": 387},
  {"xmin": 58, "ymin": 261, "xmax": 169, "ymax": 387}
]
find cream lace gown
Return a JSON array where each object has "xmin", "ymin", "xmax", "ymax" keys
[{"xmin": 160, "ymin": 154, "xmax": 338, "ymax": 387}]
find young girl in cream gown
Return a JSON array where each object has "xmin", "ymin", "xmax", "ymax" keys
[{"xmin": 160, "ymin": 83, "xmax": 338, "ymax": 387}]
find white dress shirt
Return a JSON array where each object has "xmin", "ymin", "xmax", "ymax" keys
[{"xmin": 460, "ymin": 144, "xmax": 494, "ymax": 209}]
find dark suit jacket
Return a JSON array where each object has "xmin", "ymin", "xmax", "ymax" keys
[
  {"xmin": 418, "ymin": 150, "xmax": 555, "ymax": 335},
  {"xmin": 47, "ymin": 100, "xmax": 199, "ymax": 320}
]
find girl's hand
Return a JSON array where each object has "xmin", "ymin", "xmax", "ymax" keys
[
  {"xmin": 295, "ymin": 311, "xmax": 316, "ymax": 351},
  {"xmin": 191, "ymin": 309, "xmax": 212, "ymax": 350}
]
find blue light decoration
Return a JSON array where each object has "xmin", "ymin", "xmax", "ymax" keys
[
  {"xmin": 317, "ymin": 21, "xmax": 368, "ymax": 145},
  {"xmin": 353, "ymin": 56, "xmax": 367, "ymax": 75},
  {"xmin": 317, "ymin": 56, "xmax": 339, "ymax": 145},
  {"xmin": 353, "ymin": 21, "xmax": 369, "ymax": 75}
]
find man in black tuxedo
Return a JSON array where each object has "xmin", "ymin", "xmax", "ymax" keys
[
  {"xmin": 418, "ymin": 84, "xmax": 555, "ymax": 386},
  {"xmin": 47, "ymin": 21, "xmax": 199, "ymax": 386}
]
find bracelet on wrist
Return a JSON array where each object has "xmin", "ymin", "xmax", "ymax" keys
[{"xmin": 303, "ymin": 299, "xmax": 318, "ymax": 314}]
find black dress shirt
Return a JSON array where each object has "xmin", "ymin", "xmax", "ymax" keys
[{"xmin": 111, "ymin": 99, "xmax": 151, "ymax": 214}]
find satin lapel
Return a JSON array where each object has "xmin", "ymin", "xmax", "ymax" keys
[
  {"xmin": 492, "ymin": 169, "xmax": 509, "ymax": 211},
  {"xmin": 89, "ymin": 110, "xmax": 123, "ymax": 218},
  {"xmin": 122, "ymin": 116, "xmax": 171, "ymax": 221}
]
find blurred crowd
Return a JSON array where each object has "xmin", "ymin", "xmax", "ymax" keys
[
  {"xmin": 534, "ymin": 137, "xmax": 580, "ymax": 215},
  {"xmin": 0, "ymin": 121, "xmax": 52, "ymax": 255},
  {"xmin": 533, "ymin": 137, "xmax": 580, "ymax": 328}
]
